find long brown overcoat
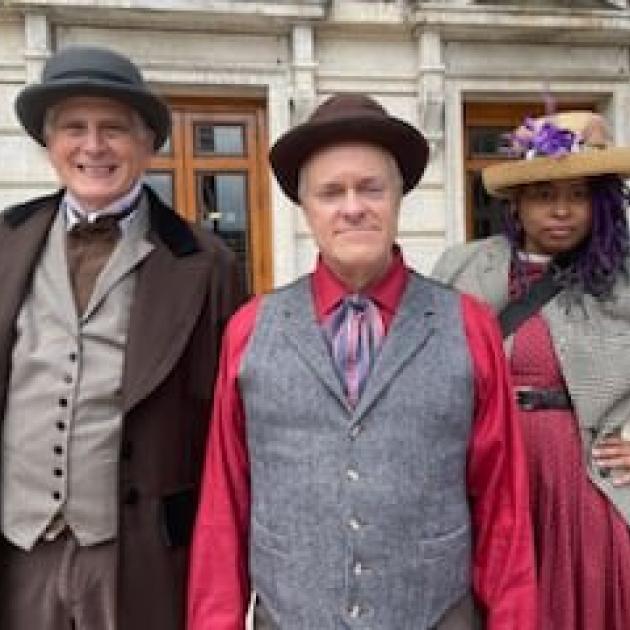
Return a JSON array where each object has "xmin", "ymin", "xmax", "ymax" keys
[{"xmin": 0, "ymin": 186, "xmax": 242, "ymax": 629}]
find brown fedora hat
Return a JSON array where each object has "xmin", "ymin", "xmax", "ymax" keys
[
  {"xmin": 15, "ymin": 45, "xmax": 171, "ymax": 151},
  {"xmin": 269, "ymin": 93, "xmax": 429, "ymax": 203}
]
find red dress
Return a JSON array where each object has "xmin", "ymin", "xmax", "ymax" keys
[{"xmin": 510, "ymin": 262, "xmax": 630, "ymax": 629}]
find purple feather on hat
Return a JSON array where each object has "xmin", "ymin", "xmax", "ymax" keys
[{"xmin": 504, "ymin": 117, "xmax": 582, "ymax": 160}]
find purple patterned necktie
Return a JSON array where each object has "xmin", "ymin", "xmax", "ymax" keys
[{"xmin": 324, "ymin": 295, "xmax": 385, "ymax": 407}]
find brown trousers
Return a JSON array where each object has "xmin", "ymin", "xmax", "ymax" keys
[{"xmin": 0, "ymin": 532, "xmax": 118, "ymax": 630}]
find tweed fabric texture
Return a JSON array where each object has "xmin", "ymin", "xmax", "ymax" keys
[
  {"xmin": 240, "ymin": 273, "xmax": 474, "ymax": 629},
  {"xmin": 432, "ymin": 235, "xmax": 630, "ymax": 526}
]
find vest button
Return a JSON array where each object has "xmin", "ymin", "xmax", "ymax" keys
[
  {"xmin": 59, "ymin": 397, "xmax": 68, "ymax": 408},
  {"xmin": 53, "ymin": 445, "xmax": 63, "ymax": 456},
  {"xmin": 349, "ymin": 604, "xmax": 361, "ymax": 618},
  {"xmin": 124, "ymin": 487, "xmax": 139, "ymax": 505},
  {"xmin": 56, "ymin": 421, "xmax": 66, "ymax": 431},
  {"xmin": 52, "ymin": 491, "xmax": 61, "ymax": 501},
  {"xmin": 63, "ymin": 374, "xmax": 73, "ymax": 384},
  {"xmin": 53, "ymin": 468, "xmax": 63, "ymax": 477},
  {"xmin": 69, "ymin": 352, "xmax": 78, "ymax": 362}
]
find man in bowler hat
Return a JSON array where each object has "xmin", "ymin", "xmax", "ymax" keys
[
  {"xmin": 0, "ymin": 46, "xmax": 241, "ymax": 629},
  {"xmin": 188, "ymin": 94, "xmax": 536, "ymax": 629}
]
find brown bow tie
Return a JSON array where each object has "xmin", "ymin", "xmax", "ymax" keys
[{"xmin": 66, "ymin": 216, "xmax": 122, "ymax": 315}]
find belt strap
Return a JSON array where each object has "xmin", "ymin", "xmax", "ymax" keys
[{"xmin": 516, "ymin": 388, "xmax": 572, "ymax": 411}]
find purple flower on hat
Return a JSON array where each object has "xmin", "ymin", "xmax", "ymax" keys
[{"xmin": 505, "ymin": 117, "xmax": 582, "ymax": 160}]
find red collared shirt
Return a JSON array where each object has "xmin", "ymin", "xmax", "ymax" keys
[{"xmin": 188, "ymin": 251, "xmax": 536, "ymax": 630}]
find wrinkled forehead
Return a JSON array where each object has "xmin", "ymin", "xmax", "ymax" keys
[{"xmin": 301, "ymin": 141, "xmax": 401, "ymax": 182}]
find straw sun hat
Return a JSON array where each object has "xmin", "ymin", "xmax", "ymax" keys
[{"xmin": 483, "ymin": 111, "xmax": 630, "ymax": 198}]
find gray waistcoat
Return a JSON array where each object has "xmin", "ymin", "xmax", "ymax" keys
[
  {"xmin": 240, "ymin": 273, "xmax": 474, "ymax": 629},
  {"xmin": 2, "ymin": 201, "xmax": 153, "ymax": 550}
]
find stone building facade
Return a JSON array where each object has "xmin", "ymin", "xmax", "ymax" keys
[{"xmin": 1, "ymin": 0, "xmax": 629, "ymax": 291}]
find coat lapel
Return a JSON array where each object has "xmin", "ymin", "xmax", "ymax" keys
[
  {"xmin": 0, "ymin": 194, "xmax": 61, "ymax": 405},
  {"xmin": 82, "ymin": 198, "xmax": 154, "ymax": 321},
  {"xmin": 352, "ymin": 273, "xmax": 436, "ymax": 423},
  {"xmin": 121, "ymin": 191, "xmax": 209, "ymax": 413},
  {"xmin": 280, "ymin": 279, "xmax": 349, "ymax": 410},
  {"xmin": 476, "ymin": 238, "xmax": 511, "ymax": 311}
]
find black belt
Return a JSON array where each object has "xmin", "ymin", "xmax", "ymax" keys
[{"xmin": 516, "ymin": 387, "xmax": 572, "ymax": 411}]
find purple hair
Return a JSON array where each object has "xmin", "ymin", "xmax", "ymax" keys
[{"xmin": 503, "ymin": 174, "xmax": 630, "ymax": 302}]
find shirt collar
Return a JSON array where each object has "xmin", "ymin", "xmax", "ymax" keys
[
  {"xmin": 312, "ymin": 245, "xmax": 408, "ymax": 324},
  {"xmin": 63, "ymin": 180, "xmax": 144, "ymax": 233}
]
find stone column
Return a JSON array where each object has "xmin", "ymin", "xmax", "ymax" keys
[
  {"xmin": 291, "ymin": 23, "xmax": 317, "ymax": 124},
  {"xmin": 416, "ymin": 29, "xmax": 445, "ymax": 182},
  {"xmin": 24, "ymin": 13, "xmax": 50, "ymax": 85}
]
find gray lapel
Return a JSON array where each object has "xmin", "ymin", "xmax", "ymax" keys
[
  {"xmin": 280, "ymin": 279, "xmax": 349, "ymax": 410},
  {"xmin": 352, "ymin": 273, "xmax": 437, "ymax": 423},
  {"xmin": 475, "ymin": 238, "xmax": 511, "ymax": 311},
  {"xmin": 82, "ymin": 200, "xmax": 154, "ymax": 321}
]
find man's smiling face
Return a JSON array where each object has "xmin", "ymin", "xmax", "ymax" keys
[{"xmin": 45, "ymin": 96, "xmax": 154, "ymax": 211}]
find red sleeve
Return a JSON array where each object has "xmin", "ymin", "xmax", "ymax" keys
[
  {"xmin": 462, "ymin": 294, "xmax": 537, "ymax": 630},
  {"xmin": 187, "ymin": 296, "xmax": 262, "ymax": 630}
]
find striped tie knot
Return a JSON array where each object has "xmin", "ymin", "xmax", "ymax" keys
[{"xmin": 324, "ymin": 294, "xmax": 384, "ymax": 407}]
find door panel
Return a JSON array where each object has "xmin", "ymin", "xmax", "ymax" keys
[{"xmin": 147, "ymin": 99, "xmax": 271, "ymax": 296}]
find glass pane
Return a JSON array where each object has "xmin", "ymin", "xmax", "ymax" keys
[
  {"xmin": 470, "ymin": 172, "xmax": 509, "ymax": 240},
  {"xmin": 194, "ymin": 124, "xmax": 245, "ymax": 156},
  {"xmin": 197, "ymin": 171, "xmax": 250, "ymax": 294},
  {"xmin": 144, "ymin": 171, "xmax": 174, "ymax": 207},
  {"xmin": 469, "ymin": 127, "xmax": 512, "ymax": 158}
]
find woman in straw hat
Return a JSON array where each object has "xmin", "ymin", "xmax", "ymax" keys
[{"xmin": 433, "ymin": 111, "xmax": 630, "ymax": 629}]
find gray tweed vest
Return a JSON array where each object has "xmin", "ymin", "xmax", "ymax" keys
[{"xmin": 240, "ymin": 272, "xmax": 475, "ymax": 629}]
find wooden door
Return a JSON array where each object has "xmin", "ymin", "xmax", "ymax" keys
[{"xmin": 146, "ymin": 98, "xmax": 271, "ymax": 296}]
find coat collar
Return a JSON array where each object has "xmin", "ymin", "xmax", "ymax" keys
[{"xmin": 0, "ymin": 186, "xmax": 211, "ymax": 414}]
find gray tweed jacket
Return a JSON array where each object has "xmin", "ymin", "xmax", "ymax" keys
[{"xmin": 433, "ymin": 235, "xmax": 630, "ymax": 526}]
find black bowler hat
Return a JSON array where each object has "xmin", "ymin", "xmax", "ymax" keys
[
  {"xmin": 269, "ymin": 93, "xmax": 429, "ymax": 203},
  {"xmin": 15, "ymin": 46, "xmax": 171, "ymax": 151}
]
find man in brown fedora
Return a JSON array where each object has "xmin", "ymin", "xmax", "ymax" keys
[
  {"xmin": 188, "ymin": 93, "xmax": 536, "ymax": 629},
  {"xmin": 0, "ymin": 45, "xmax": 241, "ymax": 629}
]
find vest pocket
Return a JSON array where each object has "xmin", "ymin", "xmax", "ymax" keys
[{"xmin": 419, "ymin": 523, "xmax": 472, "ymax": 627}]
